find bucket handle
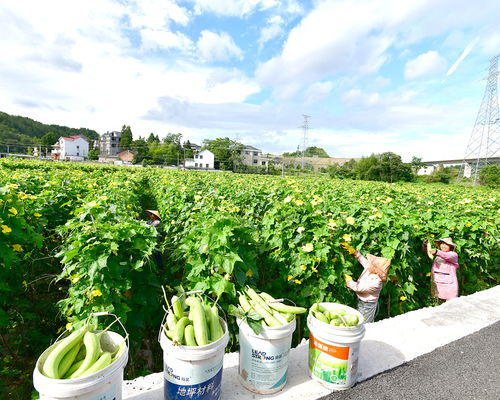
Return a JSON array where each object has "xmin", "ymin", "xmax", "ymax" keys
[{"xmin": 55, "ymin": 312, "xmax": 129, "ymax": 350}]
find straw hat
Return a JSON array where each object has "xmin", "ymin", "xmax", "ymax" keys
[
  {"xmin": 145, "ymin": 210, "xmax": 161, "ymax": 220},
  {"xmin": 367, "ymin": 254, "xmax": 391, "ymax": 282},
  {"xmin": 434, "ymin": 237, "xmax": 456, "ymax": 250}
]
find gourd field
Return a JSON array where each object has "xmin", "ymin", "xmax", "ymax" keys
[{"xmin": 1, "ymin": 159, "xmax": 498, "ymax": 398}]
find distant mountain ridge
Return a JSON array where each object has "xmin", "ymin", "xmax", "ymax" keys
[{"xmin": 0, "ymin": 111, "xmax": 99, "ymax": 154}]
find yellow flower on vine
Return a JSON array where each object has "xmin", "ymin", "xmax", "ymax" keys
[
  {"xmin": 302, "ymin": 243, "xmax": 314, "ymax": 253},
  {"xmin": 287, "ymin": 275, "xmax": 293, "ymax": 281},
  {"xmin": 295, "ymin": 199, "xmax": 304, "ymax": 206},
  {"xmin": 400, "ymin": 296, "xmax": 406, "ymax": 301},
  {"xmin": 1, "ymin": 225, "xmax": 12, "ymax": 234},
  {"xmin": 8, "ymin": 207, "xmax": 17, "ymax": 216},
  {"xmin": 90, "ymin": 288, "xmax": 102, "ymax": 297},
  {"xmin": 245, "ymin": 269, "xmax": 253, "ymax": 277},
  {"xmin": 284, "ymin": 196, "xmax": 292, "ymax": 203},
  {"xmin": 465, "ymin": 222, "xmax": 472, "ymax": 227},
  {"xmin": 294, "ymin": 279, "xmax": 302, "ymax": 285},
  {"xmin": 342, "ymin": 234, "xmax": 352, "ymax": 242},
  {"xmin": 346, "ymin": 216, "xmax": 355, "ymax": 225},
  {"xmin": 34, "ymin": 213, "xmax": 42, "ymax": 217},
  {"xmin": 12, "ymin": 244, "xmax": 23, "ymax": 252},
  {"xmin": 328, "ymin": 219, "xmax": 337, "ymax": 228},
  {"xmin": 300, "ymin": 265, "xmax": 307, "ymax": 271}
]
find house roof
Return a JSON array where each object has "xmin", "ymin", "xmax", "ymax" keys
[
  {"xmin": 61, "ymin": 135, "xmax": 87, "ymax": 141},
  {"xmin": 243, "ymin": 145, "xmax": 261, "ymax": 151}
]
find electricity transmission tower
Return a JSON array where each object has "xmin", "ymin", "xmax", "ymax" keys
[
  {"xmin": 300, "ymin": 115, "xmax": 311, "ymax": 169},
  {"xmin": 461, "ymin": 55, "xmax": 500, "ymax": 184}
]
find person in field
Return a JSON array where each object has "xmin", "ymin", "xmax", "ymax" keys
[
  {"xmin": 341, "ymin": 242, "xmax": 391, "ymax": 323},
  {"xmin": 145, "ymin": 209, "xmax": 161, "ymax": 227},
  {"xmin": 424, "ymin": 238, "xmax": 459, "ymax": 301}
]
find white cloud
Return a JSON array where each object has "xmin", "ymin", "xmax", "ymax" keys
[
  {"xmin": 196, "ymin": 30, "xmax": 243, "ymax": 63},
  {"xmin": 255, "ymin": 0, "xmax": 399, "ymax": 99},
  {"xmin": 258, "ymin": 15, "xmax": 284, "ymax": 49},
  {"xmin": 404, "ymin": 51, "xmax": 447, "ymax": 80},
  {"xmin": 192, "ymin": 0, "xmax": 278, "ymax": 17},
  {"xmin": 140, "ymin": 29, "xmax": 194, "ymax": 51},
  {"xmin": 479, "ymin": 31, "xmax": 500, "ymax": 55},
  {"xmin": 127, "ymin": 0, "xmax": 190, "ymax": 29},
  {"xmin": 304, "ymin": 81, "xmax": 334, "ymax": 104}
]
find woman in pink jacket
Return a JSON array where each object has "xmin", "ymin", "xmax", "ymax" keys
[
  {"xmin": 426, "ymin": 237, "xmax": 460, "ymax": 301},
  {"xmin": 341, "ymin": 243, "xmax": 391, "ymax": 323}
]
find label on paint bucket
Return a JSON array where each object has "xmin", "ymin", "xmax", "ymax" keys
[
  {"xmin": 163, "ymin": 356, "xmax": 223, "ymax": 400},
  {"xmin": 239, "ymin": 329, "xmax": 290, "ymax": 391},
  {"xmin": 309, "ymin": 333, "xmax": 353, "ymax": 385}
]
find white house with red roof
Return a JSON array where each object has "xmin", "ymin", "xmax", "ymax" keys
[{"xmin": 52, "ymin": 135, "xmax": 89, "ymax": 161}]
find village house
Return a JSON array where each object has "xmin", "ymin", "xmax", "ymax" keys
[
  {"xmin": 52, "ymin": 135, "xmax": 89, "ymax": 161},
  {"xmin": 184, "ymin": 149, "xmax": 215, "ymax": 169},
  {"xmin": 117, "ymin": 150, "xmax": 135, "ymax": 163},
  {"xmin": 98, "ymin": 131, "xmax": 121, "ymax": 157}
]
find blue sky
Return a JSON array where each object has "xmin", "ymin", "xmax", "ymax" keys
[{"xmin": 1, "ymin": 0, "xmax": 499, "ymax": 161}]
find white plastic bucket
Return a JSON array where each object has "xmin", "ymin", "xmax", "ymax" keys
[
  {"xmin": 159, "ymin": 318, "xmax": 229, "ymax": 400},
  {"xmin": 237, "ymin": 318, "xmax": 296, "ymax": 394},
  {"xmin": 33, "ymin": 330, "xmax": 129, "ymax": 399},
  {"xmin": 307, "ymin": 303, "xmax": 365, "ymax": 390}
]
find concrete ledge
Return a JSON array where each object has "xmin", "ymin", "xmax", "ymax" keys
[{"xmin": 123, "ymin": 286, "xmax": 500, "ymax": 399}]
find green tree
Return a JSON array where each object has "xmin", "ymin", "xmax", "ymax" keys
[
  {"xmin": 41, "ymin": 131, "xmax": 58, "ymax": 146},
  {"xmin": 148, "ymin": 142, "xmax": 179, "ymax": 165},
  {"xmin": 182, "ymin": 140, "xmax": 194, "ymax": 159},
  {"xmin": 354, "ymin": 152, "xmax": 412, "ymax": 182},
  {"xmin": 355, "ymin": 155, "xmax": 379, "ymax": 180},
  {"xmin": 120, "ymin": 125, "xmax": 133, "ymax": 150},
  {"xmin": 202, "ymin": 138, "xmax": 243, "ymax": 171},
  {"xmin": 377, "ymin": 152, "xmax": 413, "ymax": 182},
  {"xmin": 147, "ymin": 133, "xmax": 160, "ymax": 144},
  {"xmin": 163, "ymin": 133, "xmax": 183, "ymax": 149},
  {"xmin": 88, "ymin": 148, "xmax": 100, "ymax": 160},
  {"xmin": 411, "ymin": 156, "xmax": 425, "ymax": 173},
  {"xmin": 425, "ymin": 165, "xmax": 458, "ymax": 184},
  {"xmin": 131, "ymin": 138, "xmax": 148, "ymax": 164},
  {"xmin": 479, "ymin": 165, "xmax": 499, "ymax": 187},
  {"xmin": 328, "ymin": 159, "xmax": 357, "ymax": 179}
]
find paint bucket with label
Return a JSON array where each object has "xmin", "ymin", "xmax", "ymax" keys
[
  {"xmin": 307, "ymin": 303, "xmax": 365, "ymax": 390},
  {"xmin": 33, "ymin": 313, "xmax": 129, "ymax": 400},
  {"xmin": 159, "ymin": 318, "xmax": 229, "ymax": 400},
  {"xmin": 237, "ymin": 317, "xmax": 296, "ymax": 394}
]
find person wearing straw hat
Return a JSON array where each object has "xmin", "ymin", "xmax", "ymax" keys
[
  {"xmin": 341, "ymin": 243, "xmax": 392, "ymax": 323},
  {"xmin": 145, "ymin": 210, "xmax": 161, "ymax": 227},
  {"xmin": 425, "ymin": 237, "xmax": 459, "ymax": 301}
]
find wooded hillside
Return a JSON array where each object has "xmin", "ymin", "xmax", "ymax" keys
[{"xmin": 0, "ymin": 111, "xmax": 99, "ymax": 154}]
